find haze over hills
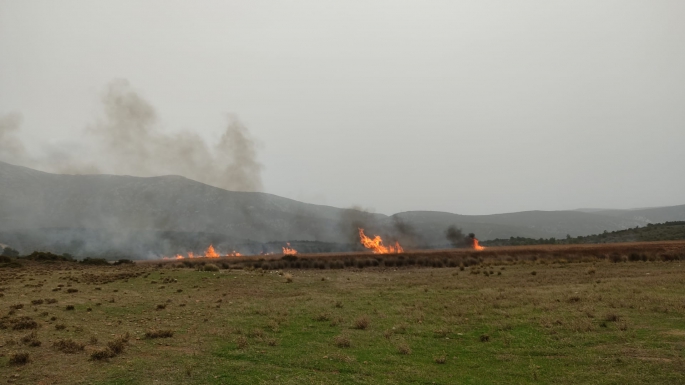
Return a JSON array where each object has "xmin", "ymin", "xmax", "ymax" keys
[{"xmin": 1, "ymin": 160, "xmax": 684, "ymax": 258}]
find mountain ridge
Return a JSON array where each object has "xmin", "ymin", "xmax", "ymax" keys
[{"xmin": 1, "ymin": 160, "xmax": 684, "ymax": 257}]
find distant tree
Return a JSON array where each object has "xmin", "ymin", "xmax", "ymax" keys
[{"xmin": 1, "ymin": 247, "xmax": 20, "ymax": 258}]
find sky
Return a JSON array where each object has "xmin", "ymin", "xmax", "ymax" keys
[{"xmin": 1, "ymin": 0, "xmax": 684, "ymax": 215}]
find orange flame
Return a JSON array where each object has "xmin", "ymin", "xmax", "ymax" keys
[
  {"xmin": 358, "ymin": 228, "xmax": 403, "ymax": 254},
  {"xmin": 205, "ymin": 244, "xmax": 220, "ymax": 258},
  {"xmin": 282, "ymin": 243, "xmax": 298, "ymax": 256},
  {"xmin": 472, "ymin": 238, "xmax": 485, "ymax": 251}
]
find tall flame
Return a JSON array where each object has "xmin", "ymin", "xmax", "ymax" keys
[
  {"xmin": 282, "ymin": 243, "xmax": 298, "ymax": 256},
  {"xmin": 472, "ymin": 238, "xmax": 485, "ymax": 251},
  {"xmin": 205, "ymin": 245, "xmax": 220, "ymax": 258},
  {"xmin": 358, "ymin": 228, "xmax": 403, "ymax": 254}
]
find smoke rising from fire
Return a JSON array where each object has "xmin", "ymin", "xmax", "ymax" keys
[
  {"xmin": 0, "ymin": 79, "xmax": 263, "ymax": 192},
  {"xmin": 445, "ymin": 225, "xmax": 465, "ymax": 247},
  {"xmin": 0, "ymin": 112, "xmax": 27, "ymax": 161}
]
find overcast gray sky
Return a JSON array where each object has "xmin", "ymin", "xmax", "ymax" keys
[{"xmin": 1, "ymin": 0, "xmax": 684, "ymax": 215}]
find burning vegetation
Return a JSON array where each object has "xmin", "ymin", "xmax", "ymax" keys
[
  {"xmin": 155, "ymin": 226, "xmax": 486, "ymax": 261},
  {"xmin": 358, "ymin": 228, "xmax": 404, "ymax": 254}
]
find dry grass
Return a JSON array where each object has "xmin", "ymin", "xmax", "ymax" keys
[
  {"xmin": 1, "ymin": 241, "xmax": 685, "ymax": 384},
  {"xmin": 333, "ymin": 334, "xmax": 351, "ymax": 348},
  {"xmin": 53, "ymin": 339, "xmax": 85, "ymax": 353},
  {"xmin": 9, "ymin": 352, "xmax": 30, "ymax": 366},
  {"xmin": 353, "ymin": 315, "xmax": 370, "ymax": 330}
]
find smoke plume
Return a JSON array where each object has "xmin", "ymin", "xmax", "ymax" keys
[
  {"xmin": 0, "ymin": 112, "xmax": 28, "ymax": 161},
  {"xmin": 0, "ymin": 79, "xmax": 263, "ymax": 192},
  {"xmin": 445, "ymin": 225, "xmax": 465, "ymax": 247}
]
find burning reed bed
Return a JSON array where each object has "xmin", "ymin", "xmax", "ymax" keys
[{"xmin": 155, "ymin": 241, "xmax": 685, "ymax": 272}]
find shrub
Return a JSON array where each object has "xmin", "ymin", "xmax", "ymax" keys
[
  {"xmin": 9, "ymin": 352, "xmax": 30, "ymax": 366},
  {"xmin": 31, "ymin": 299, "xmax": 44, "ymax": 305},
  {"xmin": 22, "ymin": 251, "xmax": 74, "ymax": 262},
  {"xmin": 65, "ymin": 305, "xmax": 75, "ymax": 311},
  {"xmin": 12, "ymin": 317, "xmax": 39, "ymax": 330},
  {"xmin": 80, "ymin": 258, "xmax": 110, "ymax": 266},
  {"xmin": 203, "ymin": 264, "xmax": 220, "ymax": 272},
  {"xmin": 45, "ymin": 298, "xmax": 58, "ymax": 304},
  {"xmin": 480, "ymin": 334, "xmax": 490, "ymax": 342}
]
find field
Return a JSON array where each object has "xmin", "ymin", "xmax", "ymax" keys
[{"xmin": 1, "ymin": 242, "xmax": 685, "ymax": 384}]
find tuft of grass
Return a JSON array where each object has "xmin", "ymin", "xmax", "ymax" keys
[
  {"xmin": 353, "ymin": 315, "xmax": 370, "ymax": 330},
  {"xmin": 31, "ymin": 299, "xmax": 44, "ymax": 305},
  {"xmin": 65, "ymin": 305, "xmax": 75, "ymax": 311},
  {"xmin": 144, "ymin": 329, "xmax": 174, "ymax": 339},
  {"xmin": 90, "ymin": 349, "xmax": 113, "ymax": 361},
  {"xmin": 313, "ymin": 312, "xmax": 331, "ymax": 322},
  {"xmin": 434, "ymin": 355, "xmax": 447, "ymax": 364},
  {"xmin": 21, "ymin": 331, "xmax": 41, "ymax": 347},
  {"xmin": 55, "ymin": 324, "xmax": 66, "ymax": 330},
  {"xmin": 480, "ymin": 334, "xmax": 490, "ymax": 342},
  {"xmin": 397, "ymin": 343, "xmax": 412, "ymax": 355},
  {"xmin": 53, "ymin": 338, "xmax": 85, "ymax": 353},
  {"xmin": 333, "ymin": 334, "xmax": 351, "ymax": 348},
  {"xmin": 604, "ymin": 313, "xmax": 620, "ymax": 322},
  {"xmin": 9, "ymin": 352, "xmax": 30, "ymax": 366},
  {"xmin": 236, "ymin": 335, "xmax": 248, "ymax": 349}
]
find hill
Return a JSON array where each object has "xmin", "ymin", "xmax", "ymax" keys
[
  {"xmin": 482, "ymin": 221, "xmax": 685, "ymax": 246},
  {"xmin": 1, "ymin": 160, "xmax": 684, "ymax": 258}
]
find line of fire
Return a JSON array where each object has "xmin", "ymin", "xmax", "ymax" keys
[{"xmin": 160, "ymin": 229, "xmax": 484, "ymax": 260}]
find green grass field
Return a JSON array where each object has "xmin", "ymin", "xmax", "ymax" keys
[{"xmin": 2, "ymin": 243, "xmax": 685, "ymax": 384}]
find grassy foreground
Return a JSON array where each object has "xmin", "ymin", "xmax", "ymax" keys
[{"xmin": 1, "ymin": 243, "xmax": 685, "ymax": 384}]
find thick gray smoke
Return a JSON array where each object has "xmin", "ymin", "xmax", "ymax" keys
[
  {"xmin": 445, "ymin": 225, "xmax": 466, "ymax": 248},
  {"xmin": 0, "ymin": 79, "xmax": 263, "ymax": 192}
]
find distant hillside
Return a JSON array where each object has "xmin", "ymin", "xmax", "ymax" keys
[
  {"xmin": 1, "ymin": 160, "xmax": 684, "ymax": 258},
  {"xmin": 482, "ymin": 221, "xmax": 685, "ymax": 246}
]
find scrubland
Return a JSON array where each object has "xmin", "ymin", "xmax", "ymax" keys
[{"xmin": 1, "ymin": 241, "xmax": 685, "ymax": 384}]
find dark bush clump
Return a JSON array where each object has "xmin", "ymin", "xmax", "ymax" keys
[
  {"xmin": 9, "ymin": 352, "xmax": 30, "ymax": 366},
  {"xmin": 80, "ymin": 257, "xmax": 110, "ymax": 265},
  {"xmin": 22, "ymin": 251, "xmax": 74, "ymax": 262}
]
